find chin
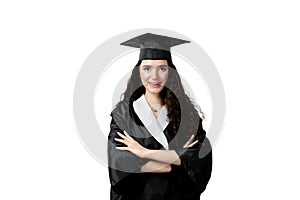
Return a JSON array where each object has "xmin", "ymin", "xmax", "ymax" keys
[{"xmin": 146, "ymin": 87, "xmax": 163, "ymax": 95}]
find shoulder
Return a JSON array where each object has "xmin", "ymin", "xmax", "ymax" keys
[
  {"xmin": 110, "ymin": 100, "xmax": 137, "ymax": 123},
  {"xmin": 109, "ymin": 101, "xmax": 131, "ymax": 131},
  {"xmin": 110, "ymin": 100, "xmax": 144, "ymax": 128},
  {"xmin": 111, "ymin": 101, "xmax": 130, "ymax": 117}
]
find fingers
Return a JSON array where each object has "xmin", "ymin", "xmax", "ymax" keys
[
  {"xmin": 183, "ymin": 134, "xmax": 194, "ymax": 148},
  {"xmin": 114, "ymin": 137, "xmax": 127, "ymax": 145},
  {"xmin": 188, "ymin": 140, "xmax": 198, "ymax": 147},
  {"xmin": 114, "ymin": 133, "xmax": 127, "ymax": 145},
  {"xmin": 187, "ymin": 134, "xmax": 195, "ymax": 143},
  {"xmin": 116, "ymin": 132, "xmax": 126, "ymax": 139},
  {"xmin": 115, "ymin": 130, "xmax": 135, "ymax": 147},
  {"xmin": 184, "ymin": 135, "xmax": 195, "ymax": 146},
  {"xmin": 183, "ymin": 134, "xmax": 200, "ymax": 148},
  {"xmin": 116, "ymin": 131, "xmax": 132, "ymax": 142},
  {"xmin": 124, "ymin": 130, "xmax": 134, "ymax": 141},
  {"xmin": 115, "ymin": 146, "xmax": 129, "ymax": 151}
]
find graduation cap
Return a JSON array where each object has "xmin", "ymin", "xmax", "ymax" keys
[{"xmin": 120, "ymin": 33, "xmax": 190, "ymax": 62}]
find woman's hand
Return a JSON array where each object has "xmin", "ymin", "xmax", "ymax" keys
[
  {"xmin": 115, "ymin": 130, "xmax": 149, "ymax": 158},
  {"xmin": 183, "ymin": 134, "xmax": 198, "ymax": 148}
]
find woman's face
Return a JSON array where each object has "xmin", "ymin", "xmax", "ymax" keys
[{"xmin": 139, "ymin": 60, "xmax": 169, "ymax": 95}]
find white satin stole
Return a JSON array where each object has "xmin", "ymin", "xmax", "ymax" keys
[{"xmin": 133, "ymin": 94, "xmax": 169, "ymax": 150}]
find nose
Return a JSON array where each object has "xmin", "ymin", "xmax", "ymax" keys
[{"xmin": 150, "ymin": 68, "xmax": 158, "ymax": 79}]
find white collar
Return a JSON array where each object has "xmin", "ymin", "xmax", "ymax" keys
[{"xmin": 133, "ymin": 94, "xmax": 169, "ymax": 150}]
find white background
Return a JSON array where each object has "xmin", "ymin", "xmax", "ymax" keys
[{"xmin": 1, "ymin": 0, "xmax": 299, "ymax": 199}]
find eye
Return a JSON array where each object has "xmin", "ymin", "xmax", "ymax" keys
[
  {"xmin": 159, "ymin": 67, "xmax": 167, "ymax": 72},
  {"xmin": 143, "ymin": 67, "xmax": 150, "ymax": 72}
]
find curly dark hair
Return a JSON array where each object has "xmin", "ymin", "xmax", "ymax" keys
[{"xmin": 115, "ymin": 60, "xmax": 205, "ymax": 146}]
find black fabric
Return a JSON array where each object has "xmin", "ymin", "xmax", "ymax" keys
[
  {"xmin": 107, "ymin": 101, "xmax": 212, "ymax": 200},
  {"xmin": 139, "ymin": 48, "xmax": 172, "ymax": 61},
  {"xmin": 120, "ymin": 33, "xmax": 190, "ymax": 61}
]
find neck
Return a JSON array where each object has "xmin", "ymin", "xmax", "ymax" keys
[{"xmin": 144, "ymin": 92, "xmax": 163, "ymax": 106}]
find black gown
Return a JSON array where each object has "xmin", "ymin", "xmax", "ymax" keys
[{"xmin": 107, "ymin": 100, "xmax": 212, "ymax": 200}]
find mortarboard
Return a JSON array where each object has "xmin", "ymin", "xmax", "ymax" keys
[{"xmin": 120, "ymin": 33, "xmax": 190, "ymax": 62}]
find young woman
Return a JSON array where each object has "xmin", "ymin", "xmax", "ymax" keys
[{"xmin": 107, "ymin": 33, "xmax": 212, "ymax": 200}]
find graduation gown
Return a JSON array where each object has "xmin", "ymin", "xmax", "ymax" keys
[{"xmin": 107, "ymin": 95, "xmax": 212, "ymax": 200}]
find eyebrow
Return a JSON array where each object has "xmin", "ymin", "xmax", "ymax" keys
[{"xmin": 141, "ymin": 65, "xmax": 168, "ymax": 68}]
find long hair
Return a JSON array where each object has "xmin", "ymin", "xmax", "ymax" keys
[{"xmin": 115, "ymin": 60, "xmax": 205, "ymax": 145}]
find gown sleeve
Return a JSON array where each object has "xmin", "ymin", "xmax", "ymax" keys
[
  {"xmin": 107, "ymin": 113, "xmax": 149, "ymax": 193},
  {"xmin": 174, "ymin": 117, "xmax": 213, "ymax": 193}
]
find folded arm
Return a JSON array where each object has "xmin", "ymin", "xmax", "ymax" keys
[
  {"xmin": 115, "ymin": 131, "xmax": 198, "ymax": 167},
  {"xmin": 140, "ymin": 160, "xmax": 172, "ymax": 173}
]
